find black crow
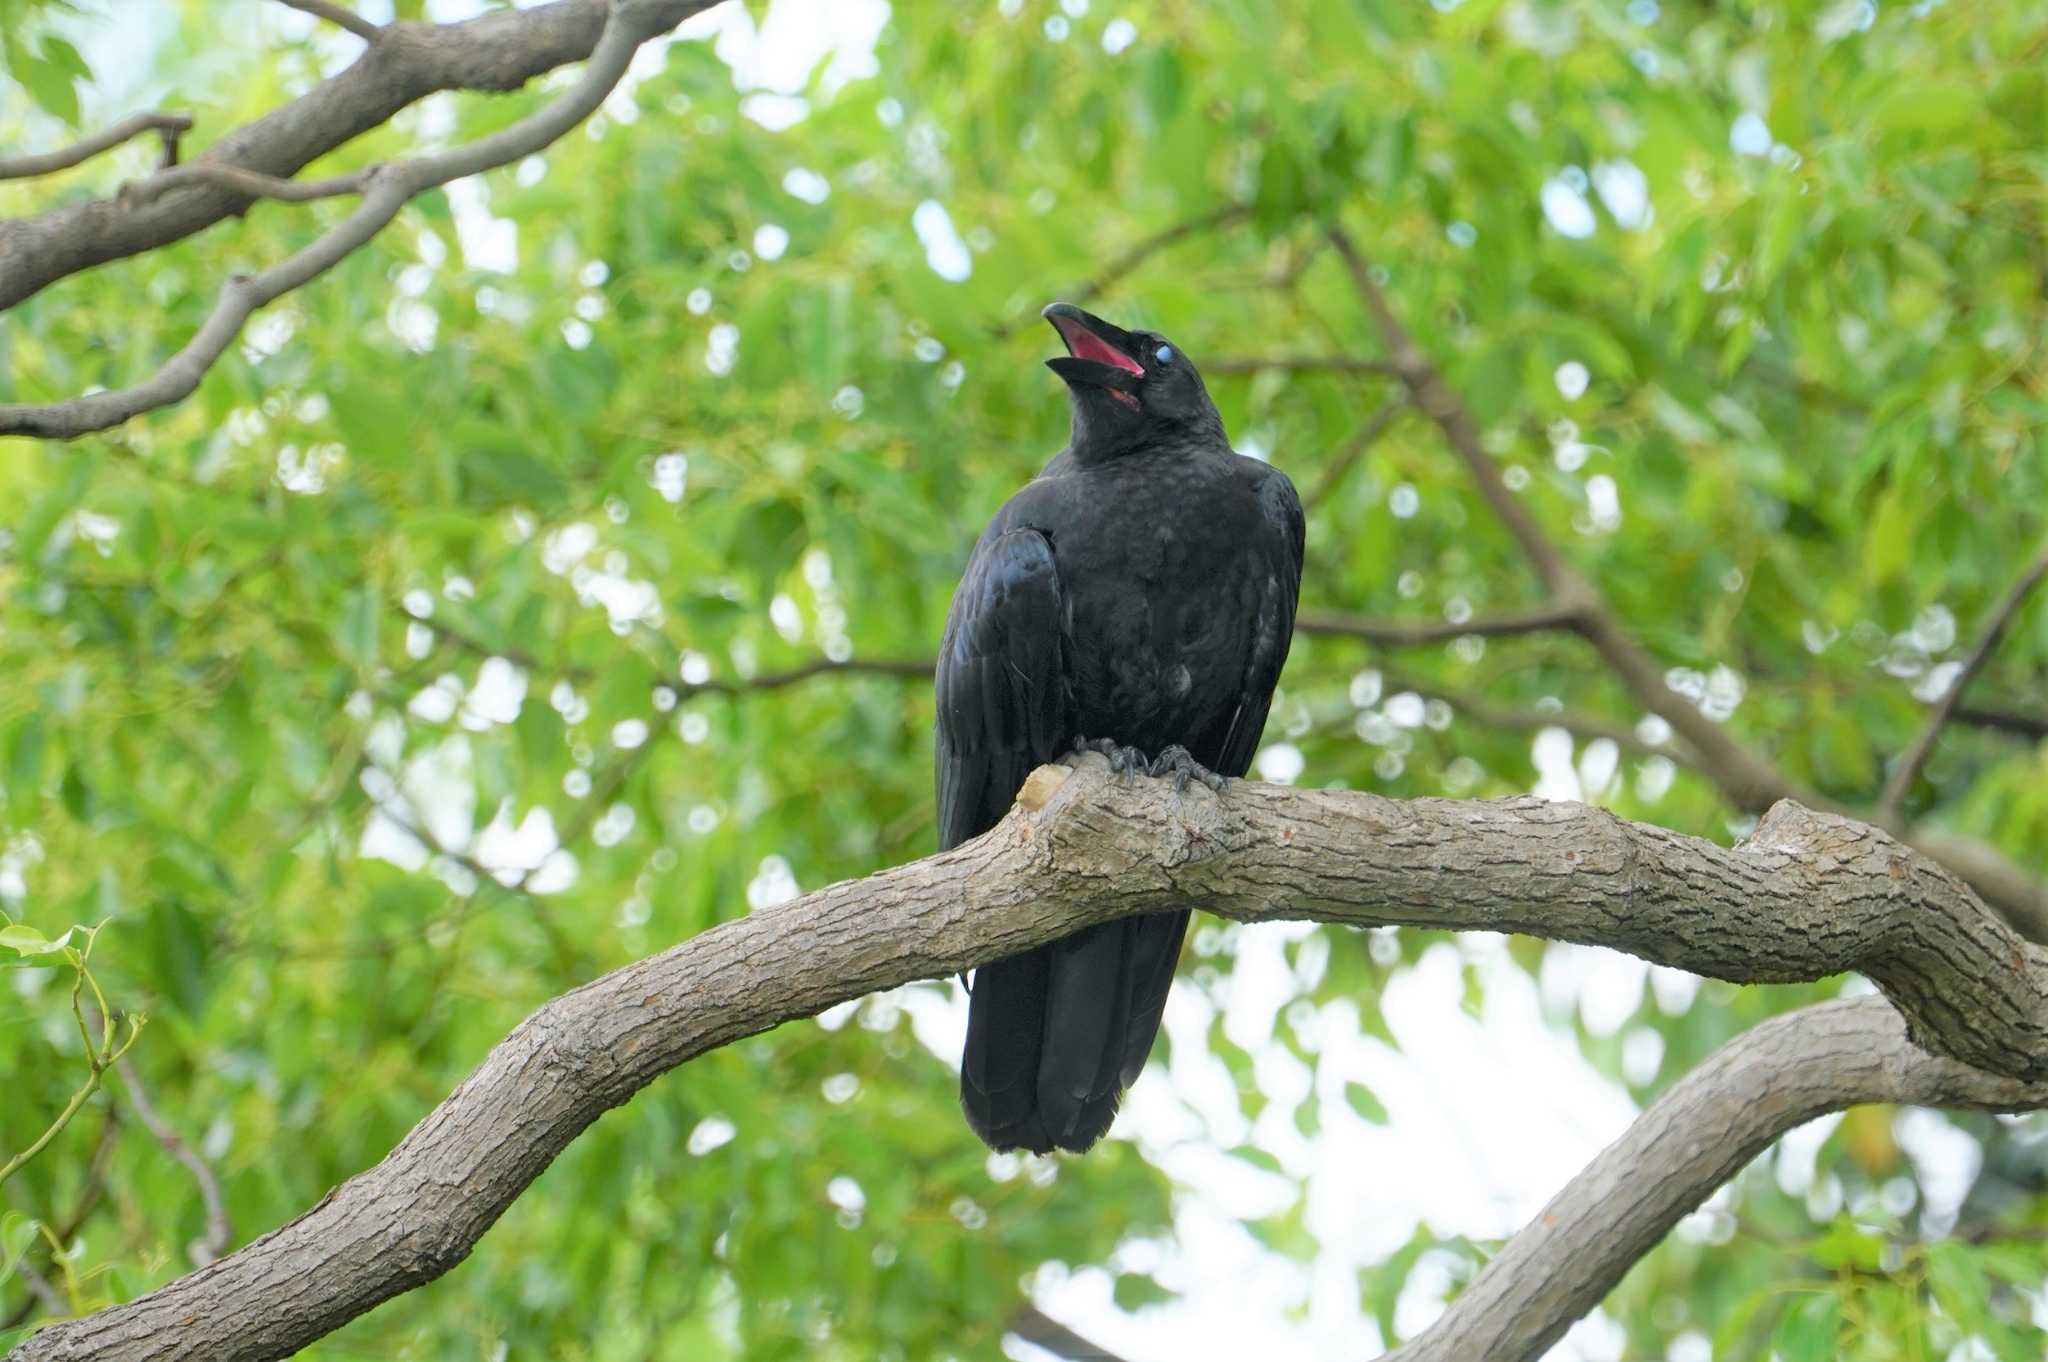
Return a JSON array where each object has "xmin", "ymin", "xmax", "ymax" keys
[{"xmin": 936, "ymin": 302, "xmax": 1305, "ymax": 1153}]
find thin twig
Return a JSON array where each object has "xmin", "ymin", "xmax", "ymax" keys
[
  {"xmin": 0, "ymin": 0, "xmax": 719, "ymax": 440},
  {"xmin": 1881, "ymin": 541, "xmax": 2048, "ymax": 819},
  {"xmin": 1297, "ymin": 603, "xmax": 1586, "ymax": 648},
  {"xmin": 0, "ymin": 112, "xmax": 193, "ymax": 181},
  {"xmin": 1007, "ymin": 1304, "xmax": 1136, "ymax": 1362},
  {"xmin": 120, "ymin": 160, "xmax": 377, "ymax": 208},
  {"xmin": 1954, "ymin": 702, "xmax": 2048, "ymax": 742},
  {"xmin": 1302, "ymin": 398, "xmax": 1408, "ymax": 510},
  {"xmin": 116, "ymin": 1057, "xmax": 233, "ymax": 1265},
  {"xmin": 991, "ymin": 203, "xmax": 1252, "ymax": 339},
  {"xmin": 1363, "ymin": 668, "xmax": 1683, "ymax": 762},
  {"xmin": 277, "ymin": 0, "xmax": 384, "ymax": 42},
  {"xmin": 1204, "ymin": 354, "xmax": 1404, "ymax": 378}
]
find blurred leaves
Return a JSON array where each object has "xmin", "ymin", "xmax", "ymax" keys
[{"xmin": 1, "ymin": 0, "xmax": 2046, "ymax": 1357}]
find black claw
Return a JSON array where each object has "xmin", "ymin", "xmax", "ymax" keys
[
  {"xmin": 1074, "ymin": 735, "xmax": 1147, "ymax": 783},
  {"xmin": 1147, "ymin": 744, "xmax": 1226, "ymax": 795}
]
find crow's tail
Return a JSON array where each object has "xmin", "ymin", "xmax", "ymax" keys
[{"xmin": 959, "ymin": 910, "xmax": 1189, "ymax": 1154}]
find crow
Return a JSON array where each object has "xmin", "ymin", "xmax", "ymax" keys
[{"xmin": 936, "ymin": 302, "xmax": 1305, "ymax": 1154}]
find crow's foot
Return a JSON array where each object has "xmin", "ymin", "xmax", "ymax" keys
[
  {"xmin": 1147, "ymin": 744, "xmax": 1227, "ymax": 795},
  {"xmin": 1072, "ymin": 736, "xmax": 1148, "ymax": 783}
]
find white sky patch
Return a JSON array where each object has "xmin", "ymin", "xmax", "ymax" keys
[
  {"xmin": 1531, "ymin": 726, "xmax": 1582, "ymax": 800},
  {"xmin": 443, "ymin": 178, "xmax": 517, "ymax": 274},
  {"xmin": 1101, "ymin": 16, "xmax": 1138, "ymax": 53},
  {"xmin": 1729, "ymin": 111, "xmax": 1773, "ymax": 156},
  {"xmin": 681, "ymin": 0, "xmax": 889, "ymax": 96},
  {"xmin": 1591, "ymin": 159, "xmax": 1652, "ymax": 229},
  {"xmin": 461, "ymin": 657, "xmax": 527, "ymax": 728},
  {"xmin": 1554, "ymin": 360, "xmax": 1589, "ymax": 400},
  {"xmin": 1540, "ymin": 175, "xmax": 1598, "ymax": 239},
  {"xmin": 782, "ymin": 166, "xmax": 832, "ymax": 203},
  {"xmin": 912, "ymin": 200, "xmax": 974, "ymax": 282},
  {"xmin": 741, "ymin": 93, "xmax": 810, "ymax": 130},
  {"xmin": 753, "ymin": 223, "xmax": 790, "ymax": 260}
]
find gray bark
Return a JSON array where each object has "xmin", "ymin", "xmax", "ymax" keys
[
  {"xmin": 10, "ymin": 757, "xmax": 2048, "ymax": 1361},
  {"xmin": 0, "ymin": 0, "xmax": 648, "ymax": 313}
]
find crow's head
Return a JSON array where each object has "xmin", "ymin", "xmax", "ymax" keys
[{"xmin": 1042, "ymin": 302, "xmax": 1224, "ymax": 460}]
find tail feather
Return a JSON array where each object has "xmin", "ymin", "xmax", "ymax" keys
[{"xmin": 960, "ymin": 909, "xmax": 1189, "ymax": 1154}]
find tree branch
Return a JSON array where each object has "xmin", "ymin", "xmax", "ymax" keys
[
  {"xmin": 0, "ymin": 0, "xmax": 716, "ymax": 314},
  {"xmin": 1301, "ymin": 397, "xmax": 1408, "ymax": 511},
  {"xmin": 0, "ymin": 0, "xmax": 718, "ymax": 441},
  {"xmin": 1320, "ymin": 224, "xmax": 2048, "ymax": 940},
  {"xmin": 992, "ymin": 203, "xmax": 1253, "ymax": 339},
  {"xmin": 12, "ymin": 757, "xmax": 2048, "ymax": 1361},
  {"xmin": 115, "ymin": 1058, "xmax": 232, "ymax": 1266},
  {"xmin": 0, "ymin": 113, "xmax": 192, "ymax": 182},
  {"xmin": 1955, "ymin": 702, "xmax": 2048, "ymax": 742},
  {"xmin": 277, "ymin": 0, "xmax": 384, "ymax": 43},
  {"xmin": 1388, "ymin": 997, "xmax": 2048, "ymax": 1361},
  {"xmin": 1007, "ymin": 1303, "xmax": 1136, "ymax": 1361},
  {"xmin": 1203, "ymin": 354, "xmax": 1404, "ymax": 378},
  {"xmin": 119, "ymin": 161, "xmax": 377, "ymax": 208},
  {"xmin": 1296, "ymin": 603, "xmax": 1586, "ymax": 648},
  {"xmin": 1880, "ymin": 540, "xmax": 2048, "ymax": 819}
]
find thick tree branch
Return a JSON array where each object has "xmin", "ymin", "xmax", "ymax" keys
[
  {"xmin": 1388, "ymin": 997, "xmax": 2048, "ymax": 1361},
  {"xmin": 1321, "ymin": 225, "xmax": 2048, "ymax": 940},
  {"xmin": 0, "ymin": 0, "xmax": 714, "ymax": 314},
  {"xmin": 0, "ymin": 0, "xmax": 717, "ymax": 441},
  {"xmin": 12, "ymin": 757, "xmax": 2048, "ymax": 1361},
  {"xmin": 277, "ymin": 0, "xmax": 384, "ymax": 44},
  {"xmin": 1880, "ymin": 540, "xmax": 2048, "ymax": 819},
  {"xmin": 0, "ymin": 113, "xmax": 192, "ymax": 182}
]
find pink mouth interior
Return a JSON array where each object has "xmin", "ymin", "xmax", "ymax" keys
[{"xmin": 1053, "ymin": 317, "xmax": 1144, "ymax": 377}]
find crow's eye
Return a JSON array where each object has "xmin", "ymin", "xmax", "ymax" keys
[{"xmin": 1154, "ymin": 344, "xmax": 1174, "ymax": 364}]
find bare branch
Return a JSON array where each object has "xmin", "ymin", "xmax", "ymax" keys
[
  {"xmin": 12, "ymin": 758, "xmax": 2048, "ymax": 1361},
  {"xmin": 1296, "ymin": 602, "xmax": 1586, "ymax": 648},
  {"xmin": 992, "ymin": 203, "xmax": 1253, "ymax": 338},
  {"xmin": 1318, "ymin": 224, "xmax": 2048, "ymax": 938},
  {"xmin": 1365, "ymin": 669, "xmax": 1681, "ymax": 762},
  {"xmin": 120, "ymin": 161, "xmax": 376, "ymax": 208},
  {"xmin": 0, "ymin": 112, "xmax": 192, "ymax": 182},
  {"xmin": 0, "ymin": 0, "xmax": 719, "ymax": 441},
  {"xmin": 277, "ymin": 0, "xmax": 384, "ymax": 43},
  {"xmin": 1302, "ymin": 398, "xmax": 1408, "ymax": 511},
  {"xmin": 1204, "ymin": 354, "xmax": 1404, "ymax": 378},
  {"xmin": 1389, "ymin": 997, "xmax": 2048, "ymax": 1362},
  {"xmin": 1325, "ymin": 228, "xmax": 1572, "ymax": 593},
  {"xmin": 1955, "ymin": 702, "xmax": 2048, "ymax": 742},
  {"xmin": 116, "ymin": 1058, "xmax": 232, "ymax": 1265},
  {"xmin": 1880, "ymin": 540, "xmax": 2048, "ymax": 819},
  {"xmin": 1007, "ymin": 1304, "xmax": 1135, "ymax": 1361},
  {"xmin": 0, "ymin": 0, "xmax": 709, "ymax": 313}
]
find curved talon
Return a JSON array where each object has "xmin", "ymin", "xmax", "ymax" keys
[
  {"xmin": 1147, "ymin": 744, "xmax": 1227, "ymax": 795},
  {"xmin": 1073, "ymin": 735, "xmax": 1149, "ymax": 783}
]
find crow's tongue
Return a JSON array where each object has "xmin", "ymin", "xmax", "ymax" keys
[{"xmin": 1053, "ymin": 318, "xmax": 1143, "ymax": 376}]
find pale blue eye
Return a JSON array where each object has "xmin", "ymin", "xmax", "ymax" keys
[{"xmin": 1155, "ymin": 344, "xmax": 1174, "ymax": 364}]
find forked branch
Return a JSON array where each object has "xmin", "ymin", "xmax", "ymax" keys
[{"xmin": 11, "ymin": 757, "xmax": 2048, "ymax": 1362}]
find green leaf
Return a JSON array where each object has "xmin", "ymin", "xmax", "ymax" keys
[
  {"xmin": 335, "ymin": 586, "xmax": 378, "ymax": 670},
  {"xmin": 1344, "ymin": 1080, "xmax": 1389, "ymax": 1123}
]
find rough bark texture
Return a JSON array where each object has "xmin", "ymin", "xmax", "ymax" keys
[
  {"xmin": 11, "ymin": 756, "xmax": 2048, "ymax": 1362},
  {"xmin": 0, "ymin": 0, "xmax": 642, "ymax": 312},
  {"xmin": 1390, "ymin": 997, "xmax": 2048, "ymax": 1360}
]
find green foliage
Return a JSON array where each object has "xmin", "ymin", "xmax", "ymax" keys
[{"xmin": 2, "ymin": 0, "xmax": 2046, "ymax": 1356}]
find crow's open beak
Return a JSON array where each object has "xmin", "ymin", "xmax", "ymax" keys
[{"xmin": 1043, "ymin": 302, "xmax": 1143, "ymax": 406}]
